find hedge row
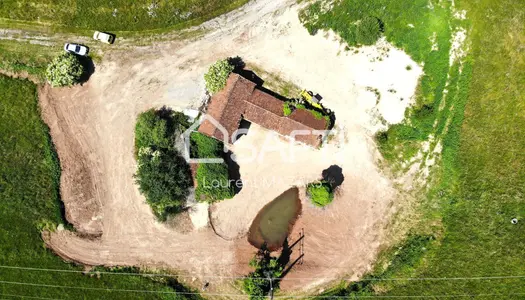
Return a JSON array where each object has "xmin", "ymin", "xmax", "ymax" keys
[{"xmin": 191, "ymin": 132, "xmax": 234, "ymax": 202}]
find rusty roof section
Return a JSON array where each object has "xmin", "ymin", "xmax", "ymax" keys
[{"xmin": 198, "ymin": 73, "xmax": 327, "ymax": 147}]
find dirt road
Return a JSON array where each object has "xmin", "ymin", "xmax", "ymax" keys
[{"xmin": 41, "ymin": 0, "xmax": 421, "ymax": 293}]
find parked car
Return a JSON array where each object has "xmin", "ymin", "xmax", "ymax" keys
[
  {"xmin": 64, "ymin": 43, "xmax": 89, "ymax": 56},
  {"xmin": 93, "ymin": 31, "xmax": 115, "ymax": 44}
]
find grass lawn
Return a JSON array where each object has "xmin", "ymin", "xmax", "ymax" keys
[
  {"xmin": 0, "ymin": 74, "xmax": 198, "ymax": 299},
  {"xmin": 0, "ymin": 0, "xmax": 249, "ymax": 77},
  {"xmin": 0, "ymin": 0, "xmax": 248, "ymax": 32},
  {"xmin": 0, "ymin": 39, "xmax": 58, "ymax": 78},
  {"xmin": 382, "ymin": 0, "xmax": 525, "ymax": 296},
  {"xmin": 301, "ymin": 0, "xmax": 525, "ymax": 298}
]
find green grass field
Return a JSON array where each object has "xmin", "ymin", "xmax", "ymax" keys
[
  {"xmin": 0, "ymin": 39, "xmax": 58, "ymax": 78},
  {"xmin": 384, "ymin": 0, "xmax": 525, "ymax": 297},
  {"xmin": 0, "ymin": 0, "xmax": 249, "ymax": 78},
  {"xmin": 301, "ymin": 0, "xmax": 525, "ymax": 298},
  {"xmin": 0, "ymin": 0, "xmax": 248, "ymax": 32},
  {"xmin": 0, "ymin": 74, "xmax": 199, "ymax": 299}
]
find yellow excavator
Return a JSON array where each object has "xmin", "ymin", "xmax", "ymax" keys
[{"xmin": 300, "ymin": 89, "xmax": 324, "ymax": 110}]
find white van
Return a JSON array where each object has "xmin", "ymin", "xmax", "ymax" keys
[{"xmin": 93, "ymin": 31, "xmax": 115, "ymax": 44}]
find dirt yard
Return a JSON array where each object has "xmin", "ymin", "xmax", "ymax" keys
[{"xmin": 42, "ymin": 0, "xmax": 422, "ymax": 293}]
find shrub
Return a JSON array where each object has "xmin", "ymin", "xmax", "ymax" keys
[
  {"xmin": 242, "ymin": 274, "xmax": 267, "ymax": 299},
  {"xmin": 356, "ymin": 16, "xmax": 382, "ymax": 45},
  {"xmin": 195, "ymin": 163, "xmax": 233, "ymax": 202},
  {"xmin": 204, "ymin": 59, "xmax": 234, "ymax": 94},
  {"xmin": 242, "ymin": 249, "xmax": 283, "ymax": 299},
  {"xmin": 46, "ymin": 52, "xmax": 84, "ymax": 87},
  {"xmin": 190, "ymin": 131, "xmax": 223, "ymax": 158},
  {"xmin": 191, "ymin": 132, "xmax": 234, "ymax": 202},
  {"xmin": 307, "ymin": 181, "xmax": 334, "ymax": 207},
  {"xmin": 283, "ymin": 102, "xmax": 292, "ymax": 116},
  {"xmin": 310, "ymin": 109, "xmax": 324, "ymax": 120}
]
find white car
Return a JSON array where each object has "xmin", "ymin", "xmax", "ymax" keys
[
  {"xmin": 64, "ymin": 43, "xmax": 89, "ymax": 56},
  {"xmin": 93, "ymin": 31, "xmax": 114, "ymax": 44}
]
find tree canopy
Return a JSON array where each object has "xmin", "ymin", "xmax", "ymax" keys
[
  {"xmin": 46, "ymin": 52, "xmax": 85, "ymax": 87},
  {"xmin": 134, "ymin": 108, "xmax": 192, "ymax": 220},
  {"xmin": 242, "ymin": 249, "xmax": 283, "ymax": 299}
]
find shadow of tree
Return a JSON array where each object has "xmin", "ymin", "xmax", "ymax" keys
[
  {"xmin": 322, "ymin": 165, "xmax": 345, "ymax": 189},
  {"xmin": 78, "ymin": 55, "xmax": 95, "ymax": 84},
  {"xmin": 224, "ymin": 150, "xmax": 243, "ymax": 194}
]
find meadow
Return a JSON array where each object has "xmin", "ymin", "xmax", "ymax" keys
[
  {"xmin": 0, "ymin": 0, "xmax": 249, "ymax": 78},
  {"xmin": 0, "ymin": 75, "xmax": 198, "ymax": 299},
  {"xmin": 0, "ymin": 0, "xmax": 248, "ymax": 32},
  {"xmin": 0, "ymin": 40, "xmax": 58, "ymax": 78},
  {"xmin": 301, "ymin": 0, "xmax": 525, "ymax": 298}
]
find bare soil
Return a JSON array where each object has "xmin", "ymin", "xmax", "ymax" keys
[{"xmin": 41, "ymin": 0, "xmax": 421, "ymax": 294}]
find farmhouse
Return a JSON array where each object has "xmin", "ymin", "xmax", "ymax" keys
[{"xmin": 199, "ymin": 73, "xmax": 328, "ymax": 146}]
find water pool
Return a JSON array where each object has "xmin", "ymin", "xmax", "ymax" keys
[{"xmin": 248, "ymin": 188, "xmax": 301, "ymax": 251}]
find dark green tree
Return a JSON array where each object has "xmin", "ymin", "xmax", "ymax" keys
[{"xmin": 134, "ymin": 109, "xmax": 193, "ymax": 220}]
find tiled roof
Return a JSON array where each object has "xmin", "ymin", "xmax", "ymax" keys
[{"xmin": 198, "ymin": 73, "xmax": 327, "ymax": 147}]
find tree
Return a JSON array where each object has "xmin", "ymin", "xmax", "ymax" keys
[
  {"xmin": 242, "ymin": 249, "xmax": 283, "ymax": 299},
  {"xmin": 307, "ymin": 181, "xmax": 334, "ymax": 207},
  {"xmin": 356, "ymin": 16, "xmax": 382, "ymax": 45},
  {"xmin": 134, "ymin": 109, "xmax": 193, "ymax": 220},
  {"xmin": 135, "ymin": 109, "xmax": 171, "ymax": 151},
  {"xmin": 134, "ymin": 148, "xmax": 192, "ymax": 220},
  {"xmin": 46, "ymin": 52, "xmax": 85, "ymax": 87},
  {"xmin": 204, "ymin": 59, "xmax": 234, "ymax": 94}
]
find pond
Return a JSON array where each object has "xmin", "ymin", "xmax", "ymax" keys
[{"xmin": 248, "ymin": 188, "xmax": 302, "ymax": 251}]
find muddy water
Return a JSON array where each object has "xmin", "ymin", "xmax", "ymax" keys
[{"xmin": 248, "ymin": 188, "xmax": 301, "ymax": 251}]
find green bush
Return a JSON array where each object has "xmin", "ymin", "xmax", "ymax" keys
[
  {"xmin": 195, "ymin": 163, "xmax": 233, "ymax": 202},
  {"xmin": 307, "ymin": 181, "xmax": 334, "ymax": 207},
  {"xmin": 134, "ymin": 109, "xmax": 192, "ymax": 220},
  {"xmin": 204, "ymin": 59, "xmax": 234, "ymax": 94},
  {"xmin": 46, "ymin": 52, "xmax": 84, "ymax": 87},
  {"xmin": 310, "ymin": 109, "xmax": 324, "ymax": 120},
  {"xmin": 356, "ymin": 16, "xmax": 382, "ymax": 45},
  {"xmin": 190, "ymin": 131, "xmax": 223, "ymax": 158},
  {"xmin": 135, "ymin": 109, "xmax": 171, "ymax": 151},
  {"xmin": 191, "ymin": 132, "xmax": 234, "ymax": 202},
  {"xmin": 242, "ymin": 249, "xmax": 283, "ymax": 299},
  {"xmin": 283, "ymin": 102, "xmax": 292, "ymax": 116}
]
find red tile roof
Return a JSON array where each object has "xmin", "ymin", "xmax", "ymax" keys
[{"xmin": 198, "ymin": 73, "xmax": 327, "ymax": 147}]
